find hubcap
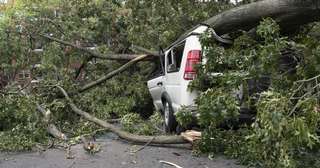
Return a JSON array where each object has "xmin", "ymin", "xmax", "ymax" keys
[{"xmin": 164, "ymin": 102, "xmax": 170, "ymax": 126}]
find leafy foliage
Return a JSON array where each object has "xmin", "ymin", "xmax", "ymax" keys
[
  {"xmin": 190, "ymin": 18, "xmax": 320, "ymax": 167},
  {"xmin": 196, "ymin": 89, "xmax": 239, "ymax": 127},
  {"xmin": 0, "ymin": 93, "xmax": 47, "ymax": 151},
  {"xmin": 121, "ymin": 112, "xmax": 163, "ymax": 135},
  {"xmin": 175, "ymin": 106, "xmax": 194, "ymax": 128}
]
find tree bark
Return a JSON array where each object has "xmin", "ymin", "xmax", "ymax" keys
[
  {"xmin": 204, "ymin": 0, "xmax": 320, "ymax": 35},
  {"xmin": 57, "ymin": 86, "xmax": 187, "ymax": 144}
]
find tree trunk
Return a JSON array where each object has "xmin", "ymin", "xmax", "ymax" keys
[{"xmin": 204, "ymin": 0, "xmax": 320, "ymax": 35}]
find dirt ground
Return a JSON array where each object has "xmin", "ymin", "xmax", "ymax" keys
[{"xmin": 0, "ymin": 133, "xmax": 244, "ymax": 168}]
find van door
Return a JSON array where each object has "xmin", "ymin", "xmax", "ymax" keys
[{"xmin": 165, "ymin": 41, "xmax": 185, "ymax": 111}]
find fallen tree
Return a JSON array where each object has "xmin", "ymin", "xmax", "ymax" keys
[
  {"xmin": 57, "ymin": 85, "xmax": 188, "ymax": 144},
  {"xmin": 43, "ymin": 0, "xmax": 320, "ymax": 144},
  {"xmin": 204, "ymin": 0, "xmax": 320, "ymax": 35},
  {"xmin": 3, "ymin": 0, "xmax": 320, "ymax": 153}
]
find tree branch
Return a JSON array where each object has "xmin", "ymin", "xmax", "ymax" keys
[
  {"xmin": 56, "ymin": 86, "xmax": 187, "ymax": 144},
  {"xmin": 78, "ymin": 54, "xmax": 150, "ymax": 93},
  {"xmin": 40, "ymin": 34, "xmax": 157, "ymax": 61}
]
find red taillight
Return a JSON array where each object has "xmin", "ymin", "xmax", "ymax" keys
[{"xmin": 184, "ymin": 50, "xmax": 201, "ymax": 80}]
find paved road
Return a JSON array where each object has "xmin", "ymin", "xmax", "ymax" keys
[{"xmin": 0, "ymin": 133, "xmax": 243, "ymax": 168}]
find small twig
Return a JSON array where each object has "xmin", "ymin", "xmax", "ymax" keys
[
  {"xmin": 295, "ymin": 74, "xmax": 320, "ymax": 83},
  {"xmin": 159, "ymin": 160, "xmax": 183, "ymax": 168},
  {"xmin": 288, "ymin": 83, "xmax": 320, "ymax": 116},
  {"xmin": 290, "ymin": 83, "xmax": 304, "ymax": 99},
  {"xmin": 131, "ymin": 137, "xmax": 155, "ymax": 154},
  {"xmin": 290, "ymin": 83, "xmax": 320, "ymax": 100}
]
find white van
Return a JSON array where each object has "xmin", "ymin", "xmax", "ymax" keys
[
  {"xmin": 147, "ymin": 25, "xmax": 213, "ymax": 132},
  {"xmin": 148, "ymin": 22, "xmax": 292, "ymax": 132}
]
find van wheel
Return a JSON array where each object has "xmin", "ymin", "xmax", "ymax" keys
[{"xmin": 163, "ymin": 100, "xmax": 177, "ymax": 133}]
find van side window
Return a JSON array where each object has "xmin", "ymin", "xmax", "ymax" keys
[
  {"xmin": 167, "ymin": 51, "xmax": 173, "ymax": 66},
  {"xmin": 167, "ymin": 41, "xmax": 185, "ymax": 73},
  {"xmin": 173, "ymin": 42, "xmax": 185, "ymax": 70}
]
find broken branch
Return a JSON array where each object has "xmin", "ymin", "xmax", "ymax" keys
[
  {"xmin": 78, "ymin": 54, "xmax": 149, "ymax": 93},
  {"xmin": 57, "ymin": 86, "xmax": 188, "ymax": 144},
  {"xmin": 36, "ymin": 104, "xmax": 68, "ymax": 141}
]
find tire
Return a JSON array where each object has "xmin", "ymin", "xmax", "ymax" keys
[{"xmin": 163, "ymin": 100, "xmax": 177, "ymax": 133}]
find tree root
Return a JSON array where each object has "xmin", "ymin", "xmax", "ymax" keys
[{"xmin": 56, "ymin": 86, "xmax": 188, "ymax": 144}]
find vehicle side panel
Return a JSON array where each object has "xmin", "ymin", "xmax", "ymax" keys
[{"xmin": 147, "ymin": 76, "xmax": 165, "ymax": 111}]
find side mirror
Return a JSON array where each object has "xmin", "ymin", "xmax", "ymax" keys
[{"xmin": 167, "ymin": 64, "xmax": 177, "ymax": 72}]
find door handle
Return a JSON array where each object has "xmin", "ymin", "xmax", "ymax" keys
[{"xmin": 157, "ymin": 82, "xmax": 163, "ymax": 86}]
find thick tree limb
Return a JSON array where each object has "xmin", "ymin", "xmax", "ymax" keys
[
  {"xmin": 204, "ymin": 0, "xmax": 320, "ymax": 35},
  {"xmin": 36, "ymin": 104, "xmax": 68, "ymax": 141},
  {"xmin": 78, "ymin": 54, "xmax": 149, "ymax": 93},
  {"xmin": 131, "ymin": 45, "xmax": 159, "ymax": 56},
  {"xmin": 40, "ymin": 34, "xmax": 156, "ymax": 61},
  {"xmin": 57, "ymin": 86, "xmax": 187, "ymax": 144}
]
